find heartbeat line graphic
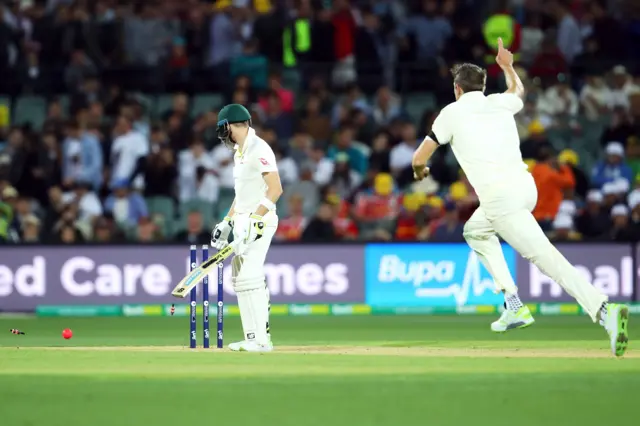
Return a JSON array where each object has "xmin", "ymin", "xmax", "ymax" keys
[
  {"xmin": 414, "ymin": 251, "xmax": 496, "ymax": 305},
  {"xmin": 377, "ymin": 251, "xmax": 497, "ymax": 305}
]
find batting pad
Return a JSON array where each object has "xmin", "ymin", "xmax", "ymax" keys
[{"xmin": 236, "ymin": 286, "xmax": 270, "ymax": 345}]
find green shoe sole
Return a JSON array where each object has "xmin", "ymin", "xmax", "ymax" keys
[{"xmin": 615, "ymin": 306, "xmax": 629, "ymax": 357}]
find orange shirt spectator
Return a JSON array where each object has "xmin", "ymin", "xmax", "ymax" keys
[
  {"xmin": 353, "ymin": 174, "xmax": 400, "ymax": 222},
  {"xmin": 532, "ymin": 161, "xmax": 575, "ymax": 221},
  {"xmin": 332, "ymin": 199, "xmax": 358, "ymax": 239},
  {"xmin": 395, "ymin": 193, "xmax": 426, "ymax": 240}
]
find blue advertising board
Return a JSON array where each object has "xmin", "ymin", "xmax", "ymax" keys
[{"xmin": 365, "ymin": 243, "xmax": 516, "ymax": 307}]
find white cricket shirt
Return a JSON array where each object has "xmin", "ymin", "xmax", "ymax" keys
[
  {"xmin": 431, "ymin": 91, "xmax": 528, "ymax": 200},
  {"xmin": 233, "ymin": 128, "xmax": 279, "ymax": 219}
]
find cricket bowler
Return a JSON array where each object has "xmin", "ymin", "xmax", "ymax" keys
[
  {"xmin": 411, "ymin": 38, "xmax": 629, "ymax": 356},
  {"xmin": 211, "ymin": 104, "xmax": 282, "ymax": 352}
]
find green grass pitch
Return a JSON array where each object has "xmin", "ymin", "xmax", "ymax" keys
[{"xmin": 0, "ymin": 315, "xmax": 637, "ymax": 426}]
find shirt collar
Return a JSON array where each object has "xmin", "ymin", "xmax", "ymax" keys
[
  {"xmin": 235, "ymin": 127, "xmax": 255, "ymax": 153},
  {"xmin": 457, "ymin": 91, "xmax": 486, "ymax": 102}
]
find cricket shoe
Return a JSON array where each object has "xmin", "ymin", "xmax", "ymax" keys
[
  {"xmin": 603, "ymin": 303, "xmax": 629, "ymax": 357},
  {"xmin": 228, "ymin": 340, "xmax": 273, "ymax": 352},
  {"xmin": 491, "ymin": 306, "xmax": 535, "ymax": 332}
]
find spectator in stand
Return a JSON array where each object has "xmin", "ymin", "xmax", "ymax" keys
[
  {"xmin": 331, "ymin": 0, "xmax": 358, "ymax": 87},
  {"xmin": 353, "ymin": 172, "xmax": 400, "ymax": 241},
  {"xmin": 144, "ymin": 141, "xmax": 178, "ymax": 198},
  {"xmin": 519, "ymin": 12, "xmax": 544, "ymax": 66},
  {"xmin": 601, "ymin": 107, "xmax": 636, "ymax": 148},
  {"xmin": 301, "ymin": 202, "xmax": 339, "ymax": 242},
  {"xmin": 608, "ymin": 204, "xmax": 639, "ymax": 241},
  {"xmin": 532, "ymin": 146, "xmax": 575, "ymax": 230},
  {"xmin": 626, "ymin": 139, "xmax": 640, "ymax": 182},
  {"xmin": 602, "ymin": 182, "xmax": 619, "ymax": 210},
  {"xmin": 327, "ymin": 125, "xmax": 368, "ymax": 175},
  {"xmin": 329, "ymin": 152, "xmax": 362, "ymax": 199},
  {"xmin": 400, "ymin": 0, "xmax": 451, "ymax": 61},
  {"xmin": 558, "ymin": 149, "xmax": 588, "ymax": 199},
  {"xmin": 104, "ymin": 179, "xmax": 148, "ymax": 229},
  {"xmin": 262, "ymin": 91, "xmax": 294, "ymax": 141},
  {"xmin": 299, "ymin": 95, "xmax": 332, "ymax": 143},
  {"xmin": 137, "ymin": 217, "xmax": 162, "ymax": 242},
  {"xmin": 591, "ymin": 142, "xmax": 633, "ymax": 188},
  {"xmin": 20, "ymin": 214, "xmax": 41, "ymax": 243},
  {"xmin": 166, "ymin": 37, "xmax": 191, "ymax": 92},
  {"xmin": 368, "ymin": 131, "xmax": 391, "ymax": 173},
  {"xmin": 528, "ymin": 35, "xmax": 568, "ymax": 82},
  {"xmin": 332, "ymin": 84, "xmax": 370, "ymax": 128},
  {"xmin": 548, "ymin": 0, "xmax": 583, "ymax": 64},
  {"xmin": 275, "ymin": 194, "xmax": 308, "ymax": 241},
  {"xmin": 258, "ymin": 71, "xmax": 294, "ymax": 113},
  {"xmin": 390, "ymin": 122, "xmax": 418, "ymax": 188},
  {"xmin": 329, "ymin": 195, "xmax": 358, "ymax": 240},
  {"xmin": 307, "ymin": 143, "xmax": 334, "ymax": 187},
  {"xmin": 283, "ymin": 163, "xmax": 320, "ymax": 217},
  {"xmin": 548, "ymin": 213, "xmax": 582, "ymax": 241},
  {"xmin": 230, "ymin": 40, "xmax": 268, "ymax": 91},
  {"xmin": 93, "ymin": 215, "xmax": 124, "ymax": 243},
  {"xmin": 537, "ymin": 76, "xmax": 579, "ymax": 121},
  {"xmin": 62, "ymin": 180, "xmax": 103, "ymax": 224},
  {"xmin": 395, "ymin": 192, "xmax": 426, "ymax": 240},
  {"xmin": 580, "ymin": 74, "xmax": 613, "ymax": 121},
  {"xmin": 576, "ymin": 190, "xmax": 610, "ymax": 239},
  {"xmin": 109, "ymin": 115, "xmax": 148, "ymax": 188},
  {"xmin": 62, "ymin": 119, "xmax": 103, "ymax": 191},
  {"xmin": 178, "ymin": 138, "xmax": 218, "ymax": 203},
  {"xmin": 274, "ymin": 146, "xmax": 298, "ymax": 186},
  {"xmin": 371, "ymin": 86, "xmax": 402, "ymax": 127},
  {"xmin": 443, "ymin": 15, "xmax": 484, "ymax": 67},
  {"xmin": 629, "ymin": 190, "xmax": 640, "ymax": 228},
  {"xmin": 430, "ymin": 201, "xmax": 464, "ymax": 242},
  {"xmin": 64, "ymin": 49, "xmax": 98, "ymax": 93},
  {"xmin": 123, "ymin": 2, "xmax": 179, "ymax": 67},
  {"xmin": 610, "ymin": 65, "xmax": 640, "ymax": 111},
  {"xmin": 174, "ymin": 210, "xmax": 210, "ymax": 244}
]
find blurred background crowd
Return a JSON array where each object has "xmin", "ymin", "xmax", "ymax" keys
[{"xmin": 0, "ymin": 0, "xmax": 639, "ymax": 244}]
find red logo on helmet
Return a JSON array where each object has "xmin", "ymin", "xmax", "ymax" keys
[{"xmin": 259, "ymin": 158, "xmax": 269, "ymax": 165}]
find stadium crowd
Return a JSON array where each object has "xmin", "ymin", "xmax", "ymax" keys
[{"xmin": 0, "ymin": 0, "xmax": 639, "ymax": 244}]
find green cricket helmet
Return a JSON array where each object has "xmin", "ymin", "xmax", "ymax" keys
[{"xmin": 217, "ymin": 104, "xmax": 252, "ymax": 146}]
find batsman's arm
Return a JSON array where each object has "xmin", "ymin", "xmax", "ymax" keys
[
  {"xmin": 254, "ymin": 171, "xmax": 283, "ymax": 216},
  {"xmin": 225, "ymin": 198, "xmax": 236, "ymax": 221}
]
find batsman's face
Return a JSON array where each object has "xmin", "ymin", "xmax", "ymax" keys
[{"xmin": 217, "ymin": 120, "xmax": 233, "ymax": 144}]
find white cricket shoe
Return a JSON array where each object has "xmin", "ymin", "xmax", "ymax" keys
[
  {"xmin": 603, "ymin": 303, "xmax": 629, "ymax": 357},
  {"xmin": 491, "ymin": 306, "xmax": 535, "ymax": 332},
  {"xmin": 228, "ymin": 340, "xmax": 273, "ymax": 352}
]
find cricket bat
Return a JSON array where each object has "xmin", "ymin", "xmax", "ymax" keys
[{"xmin": 171, "ymin": 244, "xmax": 234, "ymax": 298}]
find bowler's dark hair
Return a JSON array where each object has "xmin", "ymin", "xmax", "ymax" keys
[{"xmin": 451, "ymin": 63, "xmax": 486, "ymax": 93}]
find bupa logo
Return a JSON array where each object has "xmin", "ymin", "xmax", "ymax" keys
[
  {"xmin": 378, "ymin": 255, "xmax": 455, "ymax": 286},
  {"xmin": 367, "ymin": 244, "xmax": 507, "ymax": 307}
]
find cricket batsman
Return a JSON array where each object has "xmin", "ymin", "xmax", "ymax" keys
[
  {"xmin": 210, "ymin": 104, "xmax": 282, "ymax": 352},
  {"xmin": 411, "ymin": 38, "xmax": 629, "ymax": 357}
]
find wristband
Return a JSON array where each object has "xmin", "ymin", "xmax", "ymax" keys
[
  {"xmin": 259, "ymin": 197, "xmax": 276, "ymax": 211},
  {"xmin": 223, "ymin": 215, "xmax": 233, "ymax": 224}
]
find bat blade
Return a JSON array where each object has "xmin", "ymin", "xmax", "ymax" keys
[{"xmin": 171, "ymin": 245, "xmax": 234, "ymax": 298}]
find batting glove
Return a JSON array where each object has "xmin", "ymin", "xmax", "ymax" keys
[
  {"xmin": 243, "ymin": 213, "xmax": 265, "ymax": 245},
  {"xmin": 211, "ymin": 216, "xmax": 233, "ymax": 250}
]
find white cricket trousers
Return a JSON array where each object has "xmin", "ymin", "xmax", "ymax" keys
[
  {"xmin": 230, "ymin": 212, "xmax": 277, "ymax": 344},
  {"xmin": 463, "ymin": 173, "xmax": 607, "ymax": 321}
]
